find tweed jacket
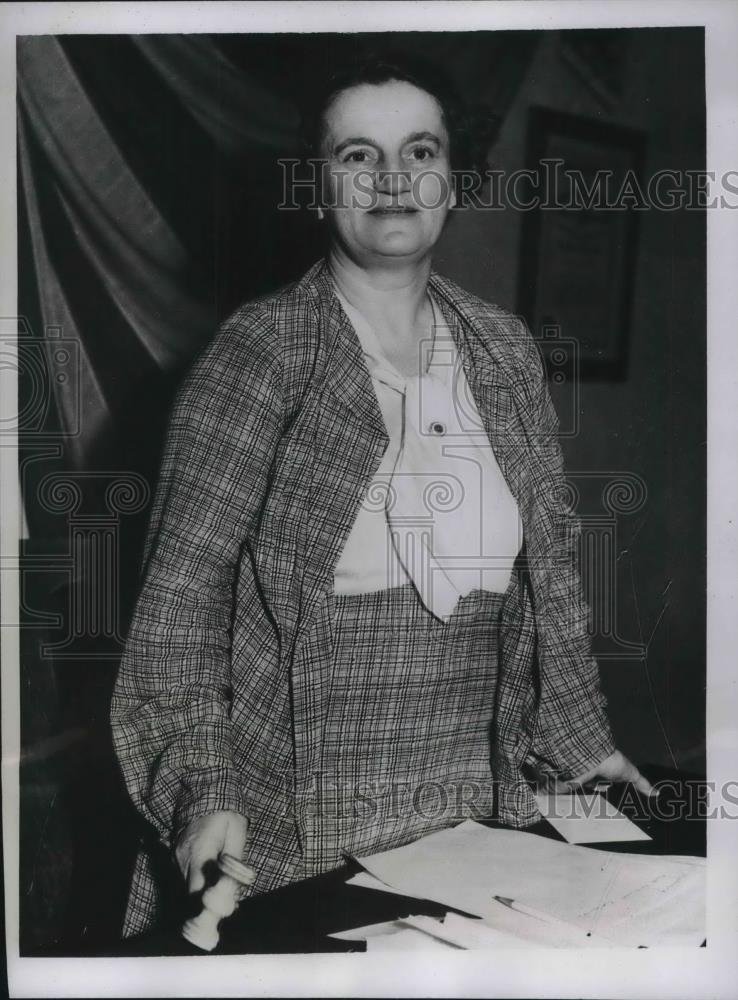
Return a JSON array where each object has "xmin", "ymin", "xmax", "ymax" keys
[{"xmin": 111, "ymin": 258, "xmax": 615, "ymax": 893}]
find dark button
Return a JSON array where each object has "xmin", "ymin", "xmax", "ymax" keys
[{"xmin": 430, "ymin": 421, "xmax": 446, "ymax": 436}]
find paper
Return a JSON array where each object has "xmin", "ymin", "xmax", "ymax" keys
[
  {"xmin": 534, "ymin": 791, "xmax": 652, "ymax": 844},
  {"xmin": 366, "ymin": 927, "xmax": 458, "ymax": 952},
  {"xmin": 328, "ymin": 915, "xmax": 458, "ymax": 951},
  {"xmin": 346, "ymin": 873, "xmax": 608, "ymax": 946},
  {"xmin": 328, "ymin": 918, "xmax": 416, "ymax": 941},
  {"xmin": 330, "ymin": 911, "xmax": 534, "ymax": 950},
  {"xmin": 356, "ymin": 819, "xmax": 705, "ymax": 947},
  {"xmin": 351, "ymin": 853, "xmax": 607, "ymax": 948},
  {"xmin": 341, "ymin": 877, "xmax": 608, "ymax": 948},
  {"xmin": 572, "ymin": 855, "xmax": 706, "ymax": 947},
  {"xmin": 346, "ymin": 870, "xmax": 419, "ymax": 897},
  {"xmin": 405, "ymin": 912, "xmax": 532, "ymax": 949}
]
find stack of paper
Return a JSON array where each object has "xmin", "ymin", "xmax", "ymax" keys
[
  {"xmin": 349, "ymin": 820, "xmax": 705, "ymax": 948},
  {"xmin": 329, "ymin": 916, "xmax": 457, "ymax": 952},
  {"xmin": 345, "ymin": 873, "xmax": 616, "ymax": 948},
  {"xmin": 329, "ymin": 912, "xmax": 529, "ymax": 951}
]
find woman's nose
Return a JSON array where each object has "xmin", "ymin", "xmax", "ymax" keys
[{"xmin": 375, "ymin": 167, "xmax": 411, "ymax": 197}]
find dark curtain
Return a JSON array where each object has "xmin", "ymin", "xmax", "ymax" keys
[{"xmin": 16, "ymin": 31, "xmax": 541, "ymax": 953}]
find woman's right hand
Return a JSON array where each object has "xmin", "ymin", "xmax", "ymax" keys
[{"xmin": 175, "ymin": 810, "xmax": 251, "ymax": 893}]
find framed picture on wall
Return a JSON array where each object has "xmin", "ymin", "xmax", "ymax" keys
[{"xmin": 517, "ymin": 106, "xmax": 646, "ymax": 380}]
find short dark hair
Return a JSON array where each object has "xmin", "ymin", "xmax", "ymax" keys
[{"xmin": 300, "ymin": 47, "xmax": 475, "ymax": 175}]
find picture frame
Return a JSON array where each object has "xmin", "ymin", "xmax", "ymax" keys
[{"xmin": 517, "ymin": 106, "xmax": 646, "ymax": 380}]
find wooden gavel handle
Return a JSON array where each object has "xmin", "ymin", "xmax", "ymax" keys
[{"xmin": 181, "ymin": 853, "xmax": 255, "ymax": 952}]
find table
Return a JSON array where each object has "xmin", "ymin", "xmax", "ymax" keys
[{"xmin": 108, "ymin": 766, "xmax": 707, "ymax": 956}]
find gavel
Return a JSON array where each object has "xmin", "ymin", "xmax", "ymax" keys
[{"xmin": 181, "ymin": 853, "xmax": 256, "ymax": 952}]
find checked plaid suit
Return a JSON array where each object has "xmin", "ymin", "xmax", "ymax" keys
[{"xmin": 110, "ymin": 258, "xmax": 616, "ymax": 936}]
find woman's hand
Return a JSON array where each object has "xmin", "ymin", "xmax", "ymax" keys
[
  {"xmin": 175, "ymin": 810, "xmax": 251, "ymax": 893},
  {"xmin": 569, "ymin": 749, "xmax": 657, "ymax": 796}
]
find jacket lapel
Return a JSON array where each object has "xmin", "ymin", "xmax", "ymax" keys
[{"xmin": 300, "ymin": 260, "xmax": 388, "ymax": 440}]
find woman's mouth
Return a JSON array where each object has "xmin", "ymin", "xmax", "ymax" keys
[{"xmin": 368, "ymin": 206, "xmax": 419, "ymax": 215}]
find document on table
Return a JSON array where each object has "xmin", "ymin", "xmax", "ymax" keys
[
  {"xmin": 347, "ymin": 870, "xmax": 411, "ymax": 897},
  {"xmin": 533, "ymin": 790, "xmax": 652, "ymax": 844},
  {"xmin": 353, "ymin": 820, "xmax": 705, "ymax": 947},
  {"xmin": 329, "ymin": 912, "xmax": 531, "ymax": 950},
  {"xmin": 363, "ymin": 927, "xmax": 456, "ymax": 952},
  {"xmin": 329, "ymin": 916, "xmax": 454, "ymax": 951},
  {"xmin": 346, "ymin": 872, "xmax": 616, "ymax": 948}
]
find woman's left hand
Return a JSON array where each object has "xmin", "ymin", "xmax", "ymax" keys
[{"xmin": 570, "ymin": 749, "xmax": 657, "ymax": 796}]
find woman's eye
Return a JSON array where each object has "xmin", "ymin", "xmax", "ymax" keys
[
  {"xmin": 343, "ymin": 150, "xmax": 371, "ymax": 163},
  {"xmin": 409, "ymin": 146, "xmax": 434, "ymax": 162}
]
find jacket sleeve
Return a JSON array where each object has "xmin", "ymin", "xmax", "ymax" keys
[
  {"xmin": 518, "ymin": 321, "xmax": 617, "ymax": 780},
  {"xmin": 110, "ymin": 308, "xmax": 284, "ymax": 847}
]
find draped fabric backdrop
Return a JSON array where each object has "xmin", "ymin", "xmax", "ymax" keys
[
  {"xmin": 17, "ymin": 32, "xmax": 541, "ymax": 952},
  {"xmin": 18, "ymin": 32, "xmax": 537, "ymax": 481}
]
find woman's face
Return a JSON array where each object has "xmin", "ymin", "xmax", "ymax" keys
[{"xmin": 320, "ymin": 79, "xmax": 456, "ymax": 266}]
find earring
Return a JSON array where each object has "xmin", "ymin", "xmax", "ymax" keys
[{"xmin": 317, "ymin": 206, "xmax": 325, "ymax": 221}]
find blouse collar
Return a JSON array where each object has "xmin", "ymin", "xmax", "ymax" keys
[{"xmin": 331, "ymin": 282, "xmax": 451, "ymax": 394}]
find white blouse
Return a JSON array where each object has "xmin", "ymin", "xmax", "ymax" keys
[{"xmin": 332, "ymin": 289, "xmax": 524, "ymax": 621}]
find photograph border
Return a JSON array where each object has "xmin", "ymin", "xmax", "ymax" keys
[{"xmin": 2, "ymin": 2, "xmax": 737, "ymax": 998}]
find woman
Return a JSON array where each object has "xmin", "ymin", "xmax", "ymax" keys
[{"xmin": 111, "ymin": 53, "xmax": 653, "ymax": 938}]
